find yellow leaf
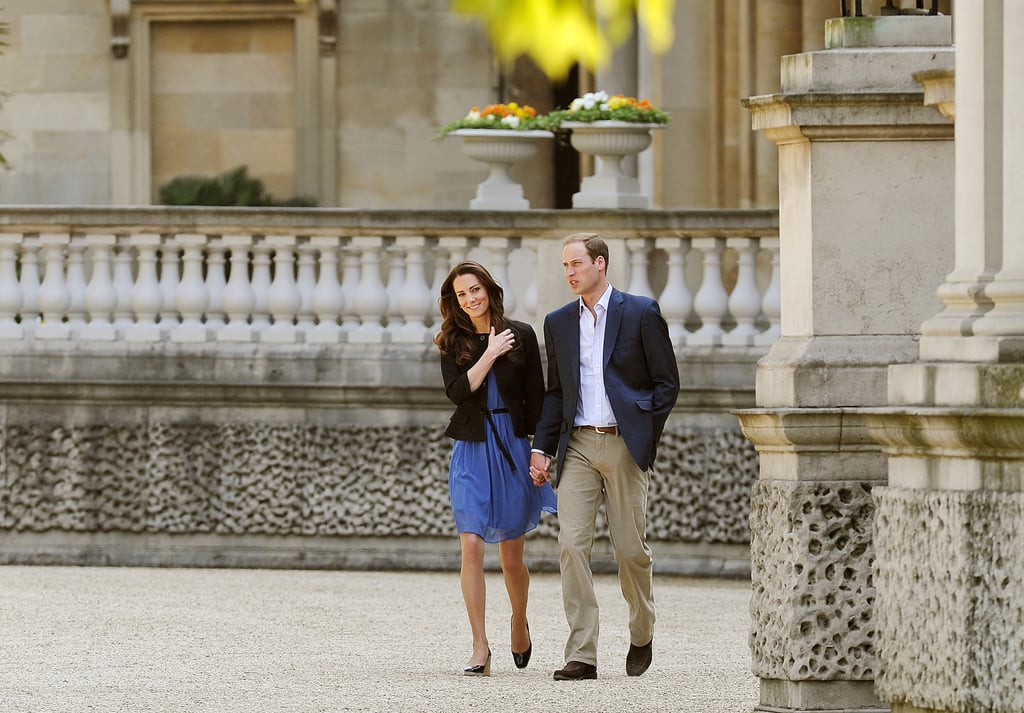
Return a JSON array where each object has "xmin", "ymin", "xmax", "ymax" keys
[{"xmin": 451, "ymin": 0, "xmax": 673, "ymax": 79}]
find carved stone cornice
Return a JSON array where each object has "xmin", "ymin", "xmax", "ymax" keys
[{"xmin": 109, "ymin": 0, "xmax": 333, "ymax": 59}]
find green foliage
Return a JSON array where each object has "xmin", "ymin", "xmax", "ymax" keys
[
  {"xmin": 544, "ymin": 105, "xmax": 671, "ymax": 127},
  {"xmin": 545, "ymin": 91, "xmax": 671, "ymax": 127},
  {"xmin": 158, "ymin": 165, "xmax": 317, "ymax": 207},
  {"xmin": 436, "ymin": 102, "xmax": 550, "ymax": 137}
]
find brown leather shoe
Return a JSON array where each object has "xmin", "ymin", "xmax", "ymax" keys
[
  {"xmin": 626, "ymin": 638, "xmax": 652, "ymax": 677},
  {"xmin": 553, "ymin": 661, "xmax": 597, "ymax": 680}
]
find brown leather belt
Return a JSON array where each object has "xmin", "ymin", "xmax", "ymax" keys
[{"xmin": 574, "ymin": 425, "xmax": 619, "ymax": 435}]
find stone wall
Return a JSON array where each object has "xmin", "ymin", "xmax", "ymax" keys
[
  {"xmin": 749, "ymin": 480, "xmax": 877, "ymax": 681},
  {"xmin": 874, "ymin": 487, "xmax": 1024, "ymax": 712},
  {"xmin": 0, "ymin": 342, "xmax": 760, "ymax": 574}
]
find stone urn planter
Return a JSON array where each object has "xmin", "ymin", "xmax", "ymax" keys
[
  {"xmin": 450, "ymin": 129, "xmax": 553, "ymax": 210},
  {"xmin": 562, "ymin": 121, "xmax": 664, "ymax": 209}
]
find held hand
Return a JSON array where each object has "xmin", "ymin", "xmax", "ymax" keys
[
  {"xmin": 529, "ymin": 452, "xmax": 551, "ymax": 486},
  {"xmin": 486, "ymin": 326, "xmax": 515, "ymax": 359}
]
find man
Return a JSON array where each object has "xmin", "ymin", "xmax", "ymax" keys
[{"xmin": 530, "ymin": 232, "xmax": 680, "ymax": 681}]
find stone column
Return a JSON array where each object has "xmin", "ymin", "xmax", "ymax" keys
[
  {"xmin": 737, "ymin": 15, "xmax": 953, "ymax": 713},
  {"xmin": 865, "ymin": 4, "xmax": 1024, "ymax": 713}
]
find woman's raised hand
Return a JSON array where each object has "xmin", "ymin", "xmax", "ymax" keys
[{"xmin": 486, "ymin": 326, "xmax": 516, "ymax": 358}]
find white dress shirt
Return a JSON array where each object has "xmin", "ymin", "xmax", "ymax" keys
[{"xmin": 576, "ymin": 284, "xmax": 616, "ymax": 428}]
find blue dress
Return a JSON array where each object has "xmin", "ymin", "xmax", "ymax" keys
[{"xmin": 448, "ymin": 371, "xmax": 557, "ymax": 543}]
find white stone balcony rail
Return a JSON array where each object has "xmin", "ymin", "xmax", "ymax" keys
[{"xmin": 0, "ymin": 207, "xmax": 780, "ymax": 348}]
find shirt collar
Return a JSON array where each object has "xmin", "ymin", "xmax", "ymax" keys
[{"xmin": 579, "ymin": 283, "xmax": 613, "ymax": 315}]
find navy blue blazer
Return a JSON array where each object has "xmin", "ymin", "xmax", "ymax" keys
[
  {"xmin": 440, "ymin": 320, "xmax": 545, "ymax": 441},
  {"xmin": 532, "ymin": 288, "xmax": 679, "ymax": 482}
]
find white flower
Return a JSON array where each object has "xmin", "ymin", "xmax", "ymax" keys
[
  {"xmin": 583, "ymin": 91, "xmax": 608, "ymax": 109},
  {"xmin": 500, "ymin": 114, "xmax": 521, "ymax": 128},
  {"xmin": 570, "ymin": 91, "xmax": 610, "ymax": 113},
  {"xmin": 466, "ymin": 109, "xmax": 481, "ymax": 120}
]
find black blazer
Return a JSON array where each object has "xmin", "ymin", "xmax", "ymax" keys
[
  {"xmin": 533, "ymin": 288, "xmax": 680, "ymax": 481},
  {"xmin": 441, "ymin": 320, "xmax": 545, "ymax": 441}
]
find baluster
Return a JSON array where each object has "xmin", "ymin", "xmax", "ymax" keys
[
  {"xmin": 339, "ymin": 244, "xmax": 361, "ymax": 331},
  {"xmin": 435, "ymin": 236, "xmax": 471, "ymax": 326},
  {"xmin": 36, "ymin": 233, "xmax": 71, "ymax": 340},
  {"xmin": 385, "ymin": 245, "xmax": 405, "ymax": 332},
  {"xmin": 219, "ymin": 234, "xmax": 256, "ymax": 342},
  {"xmin": 348, "ymin": 235, "xmax": 388, "ymax": 343},
  {"xmin": 690, "ymin": 237, "xmax": 729, "ymax": 346},
  {"xmin": 480, "ymin": 237, "xmax": 516, "ymax": 316},
  {"xmin": 0, "ymin": 233, "xmax": 23, "ymax": 339},
  {"xmin": 723, "ymin": 237, "xmax": 761, "ymax": 346},
  {"xmin": 250, "ymin": 239, "xmax": 272, "ymax": 331},
  {"xmin": 626, "ymin": 238, "xmax": 655, "ymax": 299},
  {"xmin": 65, "ymin": 237, "xmax": 88, "ymax": 334},
  {"xmin": 112, "ymin": 237, "xmax": 135, "ymax": 332},
  {"xmin": 308, "ymin": 236, "xmax": 344, "ymax": 343},
  {"xmin": 655, "ymin": 237, "xmax": 692, "ymax": 346},
  {"xmin": 520, "ymin": 244, "xmax": 539, "ymax": 322},
  {"xmin": 264, "ymin": 235, "xmax": 301, "ymax": 343},
  {"xmin": 171, "ymin": 233, "xmax": 210, "ymax": 342},
  {"xmin": 755, "ymin": 237, "xmax": 782, "ymax": 346},
  {"xmin": 126, "ymin": 233, "xmax": 163, "ymax": 342},
  {"xmin": 439, "ymin": 235, "xmax": 470, "ymax": 268},
  {"xmin": 158, "ymin": 239, "xmax": 181, "ymax": 327},
  {"xmin": 295, "ymin": 241, "xmax": 317, "ymax": 334},
  {"xmin": 430, "ymin": 244, "xmax": 451, "ymax": 328},
  {"xmin": 81, "ymin": 234, "xmax": 118, "ymax": 341},
  {"xmin": 204, "ymin": 237, "xmax": 227, "ymax": 331},
  {"xmin": 18, "ymin": 236, "xmax": 41, "ymax": 333},
  {"xmin": 395, "ymin": 235, "xmax": 433, "ymax": 343}
]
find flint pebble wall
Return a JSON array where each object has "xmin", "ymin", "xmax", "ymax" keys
[{"xmin": 0, "ymin": 343, "xmax": 760, "ymax": 575}]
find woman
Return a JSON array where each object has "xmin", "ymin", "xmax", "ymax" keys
[{"xmin": 434, "ymin": 260, "xmax": 557, "ymax": 677}]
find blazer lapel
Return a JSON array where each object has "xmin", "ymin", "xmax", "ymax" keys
[
  {"xmin": 564, "ymin": 304, "xmax": 581, "ymax": 390},
  {"xmin": 603, "ymin": 288, "xmax": 624, "ymax": 367}
]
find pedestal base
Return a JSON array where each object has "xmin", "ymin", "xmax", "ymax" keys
[
  {"xmin": 571, "ymin": 187, "xmax": 649, "ymax": 209},
  {"xmin": 758, "ymin": 679, "xmax": 886, "ymax": 713},
  {"xmin": 469, "ymin": 194, "xmax": 530, "ymax": 211}
]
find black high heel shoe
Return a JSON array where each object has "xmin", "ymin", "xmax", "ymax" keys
[
  {"xmin": 464, "ymin": 648, "xmax": 491, "ymax": 677},
  {"xmin": 512, "ymin": 617, "xmax": 532, "ymax": 670}
]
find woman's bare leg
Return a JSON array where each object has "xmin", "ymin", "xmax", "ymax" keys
[
  {"xmin": 460, "ymin": 532, "xmax": 489, "ymax": 665},
  {"xmin": 498, "ymin": 535, "xmax": 531, "ymax": 653}
]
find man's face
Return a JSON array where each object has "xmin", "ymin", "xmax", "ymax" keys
[{"xmin": 562, "ymin": 241, "xmax": 604, "ymax": 298}]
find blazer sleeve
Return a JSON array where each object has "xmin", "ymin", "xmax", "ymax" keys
[
  {"xmin": 532, "ymin": 314, "xmax": 564, "ymax": 457},
  {"xmin": 520, "ymin": 323, "xmax": 545, "ymax": 433},
  {"xmin": 641, "ymin": 299, "xmax": 680, "ymax": 439},
  {"xmin": 440, "ymin": 348, "xmax": 476, "ymax": 406}
]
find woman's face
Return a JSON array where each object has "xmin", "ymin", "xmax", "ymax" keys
[{"xmin": 452, "ymin": 272, "xmax": 490, "ymax": 330}]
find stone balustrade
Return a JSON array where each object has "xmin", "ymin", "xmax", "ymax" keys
[
  {"xmin": 0, "ymin": 207, "xmax": 779, "ymax": 347},
  {"xmin": 0, "ymin": 207, "xmax": 777, "ymax": 574}
]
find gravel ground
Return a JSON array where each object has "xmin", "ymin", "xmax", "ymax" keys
[{"xmin": 0, "ymin": 566, "xmax": 757, "ymax": 713}]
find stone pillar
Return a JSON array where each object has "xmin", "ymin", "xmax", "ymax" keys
[
  {"xmin": 865, "ymin": 4, "xmax": 1024, "ymax": 713},
  {"xmin": 737, "ymin": 15, "xmax": 953, "ymax": 713}
]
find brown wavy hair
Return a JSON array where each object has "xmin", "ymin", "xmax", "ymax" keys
[{"xmin": 434, "ymin": 260, "xmax": 509, "ymax": 365}]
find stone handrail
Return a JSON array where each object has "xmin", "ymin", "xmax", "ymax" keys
[{"xmin": 0, "ymin": 206, "xmax": 780, "ymax": 348}]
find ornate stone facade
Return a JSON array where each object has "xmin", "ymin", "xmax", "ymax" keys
[
  {"xmin": 749, "ymin": 479, "xmax": 877, "ymax": 682},
  {"xmin": 874, "ymin": 487, "xmax": 1024, "ymax": 713}
]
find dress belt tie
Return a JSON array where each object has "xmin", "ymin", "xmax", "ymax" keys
[{"xmin": 481, "ymin": 407, "xmax": 516, "ymax": 470}]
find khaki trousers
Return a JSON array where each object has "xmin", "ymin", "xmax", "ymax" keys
[{"xmin": 556, "ymin": 428, "xmax": 654, "ymax": 666}]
